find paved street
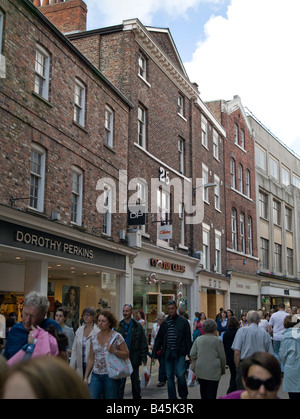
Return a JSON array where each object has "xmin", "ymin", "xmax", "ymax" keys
[{"xmin": 124, "ymin": 360, "xmax": 289, "ymax": 399}]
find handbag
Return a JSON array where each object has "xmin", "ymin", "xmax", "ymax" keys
[{"xmin": 105, "ymin": 334, "xmax": 133, "ymax": 380}]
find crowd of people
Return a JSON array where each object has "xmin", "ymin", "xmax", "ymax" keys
[{"xmin": 0, "ymin": 291, "xmax": 300, "ymax": 400}]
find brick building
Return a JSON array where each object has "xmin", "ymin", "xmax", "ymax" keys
[
  {"xmin": 206, "ymin": 96, "xmax": 259, "ymax": 316},
  {"xmin": 0, "ymin": 0, "xmax": 137, "ymax": 322},
  {"xmin": 68, "ymin": 15, "xmax": 229, "ymax": 327},
  {"xmin": 1, "ymin": 0, "xmax": 263, "ymax": 330}
]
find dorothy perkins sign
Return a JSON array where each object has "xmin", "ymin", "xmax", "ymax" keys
[
  {"xmin": 15, "ymin": 230, "xmax": 94, "ymax": 259},
  {"xmin": 0, "ymin": 220, "xmax": 125, "ymax": 270}
]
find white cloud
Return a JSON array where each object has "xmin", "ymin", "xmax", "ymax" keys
[
  {"xmin": 85, "ymin": 0, "xmax": 224, "ymax": 28},
  {"xmin": 185, "ymin": 0, "xmax": 300, "ymax": 155}
]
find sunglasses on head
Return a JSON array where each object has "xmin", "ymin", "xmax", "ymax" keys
[{"xmin": 245, "ymin": 376, "xmax": 278, "ymax": 391}]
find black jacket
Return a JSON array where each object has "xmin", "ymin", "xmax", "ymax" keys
[
  {"xmin": 222, "ymin": 327, "xmax": 238, "ymax": 364},
  {"xmin": 152, "ymin": 314, "xmax": 192, "ymax": 359},
  {"xmin": 117, "ymin": 318, "xmax": 148, "ymax": 368}
]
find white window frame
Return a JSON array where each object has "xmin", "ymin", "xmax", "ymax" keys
[
  {"xmin": 179, "ymin": 203, "xmax": 185, "ymax": 246},
  {"xmin": 285, "ymin": 206, "xmax": 292, "ymax": 231},
  {"xmin": 269, "ymin": 155, "xmax": 279, "ymax": 181},
  {"xmin": 292, "ymin": 173, "xmax": 300, "ymax": 189},
  {"xmin": 240, "ymin": 212, "xmax": 245, "ymax": 253},
  {"xmin": 238, "ymin": 164, "xmax": 243, "ymax": 194},
  {"xmin": 287, "ymin": 248, "xmax": 293, "ymax": 276},
  {"xmin": 203, "ymin": 226, "xmax": 210, "ymax": 270},
  {"xmin": 231, "ymin": 208, "xmax": 237, "ymax": 250},
  {"xmin": 202, "ymin": 164, "xmax": 209, "ymax": 203},
  {"xmin": 230, "ymin": 158, "xmax": 236, "ymax": 189},
  {"xmin": 178, "ymin": 94, "xmax": 184, "ymax": 117},
  {"xmin": 157, "ymin": 188, "xmax": 171, "ymax": 243},
  {"xmin": 214, "ymin": 175, "xmax": 220, "ymax": 211},
  {"xmin": 248, "ymin": 216, "xmax": 253, "ymax": 255},
  {"xmin": 259, "ymin": 191, "xmax": 268, "ymax": 219},
  {"xmin": 138, "ymin": 105, "xmax": 146, "ymax": 148},
  {"xmin": 240, "ymin": 129, "xmax": 245, "ymax": 149},
  {"xmin": 74, "ymin": 78, "xmax": 86, "ymax": 127},
  {"xmin": 201, "ymin": 116, "xmax": 208, "ymax": 148},
  {"xmin": 178, "ymin": 138, "xmax": 184, "ymax": 175},
  {"xmin": 138, "ymin": 53, "xmax": 147, "ymax": 80},
  {"xmin": 255, "ymin": 145, "xmax": 267, "ymax": 171},
  {"xmin": 260, "ymin": 238, "xmax": 269, "ymax": 270},
  {"xmin": 71, "ymin": 167, "xmax": 83, "ymax": 226},
  {"xmin": 234, "ymin": 124, "xmax": 239, "ymax": 144},
  {"xmin": 215, "ymin": 231, "xmax": 222, "ymax": 273},
  {"xmin": 136, "ymin": 180, "xmax": 147, "ymax": 234},
  {"xmin": 29, "ymin": 144, "xmax": 46, "ymax": 212},
  {"xmin": 273, "ymin": 199, "xmax": 281, "ymax": 226},
  {"xmin": 281, "ymin": 165, "xmax": 290, "ymax": 186},
  {"xmin": 213, "ymin": 130, "xmax": 219, "ymax": 160},
  {"xmin": 34, "ymin": 45, "xmax": 50, "ymax": 101},
  {"xmin": 246, "ymin": 169, "xmax": 251, "ymax": 198},
  {"xmin": 104, "ymin": 105, "xmax": 114, "ymax": 148},
  {"xmin": 102, "ymin": 184, "xmax": 112, "ymax": 236},
  {"xmin": 274, "ymin": 243, "xmax": 282, "ymax": 273}
]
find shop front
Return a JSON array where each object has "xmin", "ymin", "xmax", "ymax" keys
[
  {"xmin": 260, "ymin": 280, "xmax": 300, "ymax": 312},
  {"xmin": 228, "ymin": 274, "xmax": 260, "ymax": 318},
  {"xmin": 199, "ymin": 274, "xmax": 230, "ymax": 319},
  {"xmin": 0, "ymin": 211, "xmax": 136, "ymax": 328},
  {"xmin": 131, "ymin": 243, "xmax": 199, "ymax": 343}
]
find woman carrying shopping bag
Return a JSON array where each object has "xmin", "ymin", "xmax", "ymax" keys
[{"xmin": 83, "ymin": 310, "xmax": 130, "ymax": 399}]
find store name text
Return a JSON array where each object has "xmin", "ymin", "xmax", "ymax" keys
[
  {"xmin": 15, "ymin": 230, "xmax": 94, "ymax": 259},
  {"xmin": 150, "ymin": 258, "xmax": 186, "ymax": 273}
]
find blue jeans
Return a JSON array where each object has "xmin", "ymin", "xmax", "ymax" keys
[
  {"xmin": 88, "ymin": 372, "xmax": 120, "ymax": 399},
  {"xmin": 164, "ymin": 349, "xmax": 188, "ymax": 399}
]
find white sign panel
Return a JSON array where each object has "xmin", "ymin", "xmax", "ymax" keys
[{"xmin": 158, "ymin": 224, "xmax": 173, "ymax": 240}]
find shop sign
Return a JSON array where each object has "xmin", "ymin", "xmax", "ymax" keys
[
  {"xmin": 150, "ymin": 258, "xmax": 185, "ymax": 273},
  {"xmin": 0, "ymin": 220, "xmax": 125, "ymax": 270},
  {"xmin": 158, "ymin": 224, "xmax": 172, "ymax": 240},
  {"xmin": 127, "ymin": 205, "xmax": 146, "ymax": 226}
]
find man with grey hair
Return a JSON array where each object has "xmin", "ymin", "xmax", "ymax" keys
[
  {"xmin": 231, "ymin": 310, "xmax": 273, "ymax": 389},
  {"xmin": 3, "ymin": 291, "xmax": 61, "ymax": 360}
]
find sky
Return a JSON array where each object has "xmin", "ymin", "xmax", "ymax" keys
[{"xmin": 84, "ymin": 0, "xmax": 300, "ymax": 156}]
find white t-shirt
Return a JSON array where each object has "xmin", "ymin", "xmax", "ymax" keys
[{"xmin": 269, "ymin": 310, "xmax": 289, "ymax": 341}]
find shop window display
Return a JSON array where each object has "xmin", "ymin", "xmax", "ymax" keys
[
  {"xmin": 49, "ymin": 272, "xmax": 119, "ymax": 331},
  {"xmin": 133, "ymin": 275, "xmax": 188, "ymax": 342}
]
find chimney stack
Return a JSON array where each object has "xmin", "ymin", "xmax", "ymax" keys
[{"xmin": 35, "ymin": 0, "xmax": 87, "ymax": 34}]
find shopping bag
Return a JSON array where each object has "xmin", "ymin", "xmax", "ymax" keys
[
  {"xmin": 187, "ymin": 367, "xmax": 198, "ymax": 387},
  {"xmin": 105, "ymin": 351, "xmax": 133, "ymax": 380},
  {"xmin": 141, "ymin": 366, "xmax": 151, "ymax": 388},
  {"xmin": 105, "ymin": 334, "xmax": 133, "ymax": 380}
]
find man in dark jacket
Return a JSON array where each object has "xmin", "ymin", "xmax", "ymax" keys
[
  {"xmin": 152, "ymin": 300, "xmax": 192, "ymax": 399},
  {"xmin": 117, "ymin": 304, "xmax": 148, "ymax": 399}
]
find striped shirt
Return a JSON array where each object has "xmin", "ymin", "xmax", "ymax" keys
[{"xmin": 166, "ymin": 317, "xmax": 177, "ymax": 350}]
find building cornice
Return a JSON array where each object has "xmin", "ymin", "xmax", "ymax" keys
[{"xmin": 123, "ymin": 19, "xmax": 199, "ymax": 101}]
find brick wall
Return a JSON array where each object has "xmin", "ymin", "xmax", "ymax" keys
[
  {"xmin": 0, "ymin": 0, "xmax": 130, "ymax": 243},
  {"xmin": 38, "ymin": 0, "xmax": 87, "ymax": 33}
]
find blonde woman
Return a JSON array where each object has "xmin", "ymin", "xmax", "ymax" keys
[{"xmin": 70, "ymin": 307, "xmax": 99, "ymax": 380}]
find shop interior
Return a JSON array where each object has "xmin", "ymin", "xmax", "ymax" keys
[{"xmin": 0, "ymin": 248, "xmax": 119, "ymax": 331}]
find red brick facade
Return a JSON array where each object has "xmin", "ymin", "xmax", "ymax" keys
[
  {"xmin": 0, "ymin": 0, "xmax": 130, "ymax": 243},
  {"xmin": 38, "ymin": 0, "xmax": 87, "ymax": 33},
  {"xmin": 207, "ymin": 98, "xmax": 258, "ymax": 276}
]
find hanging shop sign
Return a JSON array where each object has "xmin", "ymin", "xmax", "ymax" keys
[
  {"xmin": 158, "ymin": 224, "xmax": 173, "ymax": 240},
  {"xmin": 127, "ymin": 205, "xmax": 146, "ymax": 226},
  {"xmin": 150, "ymin": 258, "xmax": 186, "ymax": 273}
]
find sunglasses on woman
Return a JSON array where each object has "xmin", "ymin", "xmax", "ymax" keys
[{"xmin": 245, "ymin": 376, "xmax": 278, "ymax": 391}]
